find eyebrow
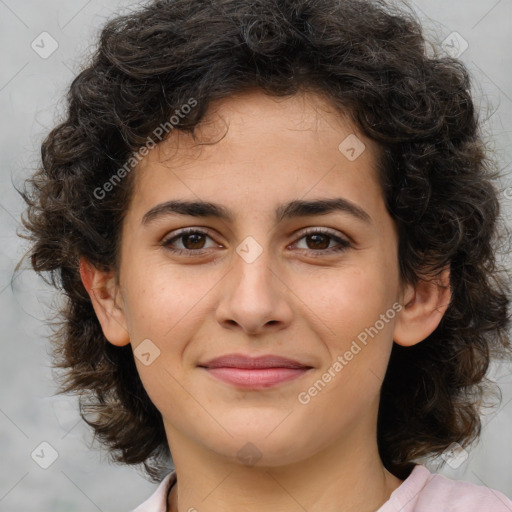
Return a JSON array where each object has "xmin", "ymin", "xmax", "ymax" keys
[{"xmin": 141, "ymin": 197, "xmax": 372, "ymax": 225}]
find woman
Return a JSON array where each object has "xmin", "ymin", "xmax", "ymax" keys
[{"xmin": 21, "ymin": 0, "xmax": 512, "ymax": 510}]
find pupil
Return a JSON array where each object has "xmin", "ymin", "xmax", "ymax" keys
[
  {"xmin": 308, "ymin": 234, "xmax": 329, "ymax": 250},
  {"xmin": 184, "ymin": 233, "xmax": 205, "ymax": 249}
]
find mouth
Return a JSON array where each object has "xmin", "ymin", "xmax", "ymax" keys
[{"xmin": 197, "ymin": 354, "xmax": 313, "ymax": 389}]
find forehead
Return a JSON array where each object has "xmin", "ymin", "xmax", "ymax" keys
[{"xmin": 128, "ymin": 89, "xmax": 385, "ymax": 223}]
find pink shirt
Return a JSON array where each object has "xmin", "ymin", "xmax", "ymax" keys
[{"xmin": 132, "ymin": 464, "xmax": 512, "ymax": 511}]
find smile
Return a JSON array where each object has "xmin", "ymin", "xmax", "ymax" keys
[{"xmin": 201, "ymin": 366, "xmax": 312, "ymax": 389}]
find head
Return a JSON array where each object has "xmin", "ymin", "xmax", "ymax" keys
[{"xmin": 21, "ymin": 0, "xmax": 510, "ymax": 481}]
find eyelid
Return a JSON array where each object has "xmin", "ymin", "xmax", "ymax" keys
[
  {"xmin": 293, "ymin": 226, "xmax": 349, "ymax": 241},
  {"xmin": 161, "ymin": 227, "xmax": 220, "ymax": 250},
  {"xmin": 289, "ymin": 227, "xmax": 351, "ymax": 253}
]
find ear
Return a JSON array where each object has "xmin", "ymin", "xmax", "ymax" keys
[
  {"xmin": 393, "ymin": 267, "xmax": 451, "ymax": 347},
  {"xmin": 79, "ymin": 257, "xmax": 130, "ymax": 347}
]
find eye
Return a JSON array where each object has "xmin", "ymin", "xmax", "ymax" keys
[
  {"xmin": 291, "ymin": 228, "xmax": 351, "ymax": 255},
  {"xmin": 161, "ymin": 227, "xmax": 351, "ymax": 257},
  {"xmin": 162, "ymin": 228, "xmax": 219, "ymax": 256}
]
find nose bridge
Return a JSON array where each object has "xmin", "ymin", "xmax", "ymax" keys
[
  {"xmin": 232, "ymin": 233, "xmax": 277, "ymax": 303},
  {"xmin": 215, "ymin": 233, "xmax": 292, "ymax": 333}
]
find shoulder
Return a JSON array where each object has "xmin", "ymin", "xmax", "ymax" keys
[
  {"xmin": 380, "ymin": 464, "xmax": 512, "ymax": 512},
  {"xmin": 130, "ymin": 471, "xmax": 177, "ymax": 512},
  {"xmin": 419, "ymin": 467, "xmax": 512, "ymax": 512}
]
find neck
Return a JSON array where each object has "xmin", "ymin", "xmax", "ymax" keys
[{"xmin": 165, "ymin": 410, "xmax": 403, "ymax": 512}]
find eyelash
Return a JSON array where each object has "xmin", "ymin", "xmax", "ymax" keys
[{"xmin": 161, "ymin": 227, "xmax": 351, "ymax": 257}]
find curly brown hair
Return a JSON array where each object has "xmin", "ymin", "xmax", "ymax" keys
[{"xmin": 20, "ymin": 0, "xmax": 511, "ymax": 482}]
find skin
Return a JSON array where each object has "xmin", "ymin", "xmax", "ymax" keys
[{"xmin": 81, "ymin": 88, "xmax": 451, "ymax": 512}]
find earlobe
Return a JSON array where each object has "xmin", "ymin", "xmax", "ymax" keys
[
  {"xmin": 79, "ymin": 257, "xmax": 131, "ymax": 347},
  {"xmin": 393, "ymin": 267, "xmax": 451, "ymax": 347}
]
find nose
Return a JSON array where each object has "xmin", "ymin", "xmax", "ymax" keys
[{"xmin": 215, "ymin": 244, "xmax": 294, "ymax": 336}]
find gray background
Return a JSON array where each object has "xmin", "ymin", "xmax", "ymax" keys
[{"xmin": 0, "ymin": 1, "xmax": 511, "ymax": 511}]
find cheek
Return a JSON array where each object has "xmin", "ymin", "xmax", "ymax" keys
[
  {"xmin": 298, "ymin": 260, "xmax": 398, "ymax": 398},
  {"xmin": 301, "ymin": 262, "xmax": 397, "ymax": 343},
  {"xmin": 122, "ymin": 259, "xmax": 212, "ymax": 343},
  {"xmin": 123, "ymin": 266, "xmax": 201, "ymax": 410}
]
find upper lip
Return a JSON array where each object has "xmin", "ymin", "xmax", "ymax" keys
[{"xmin": 198, "ymin": 354, "xmax": 312, "ymax": 369}]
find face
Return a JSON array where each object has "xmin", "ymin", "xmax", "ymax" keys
[{"xmin": 109, "ymin": 89, "xmax": 406, "ymax": 467}]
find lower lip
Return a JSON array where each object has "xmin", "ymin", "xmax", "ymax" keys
[{"xmin": 202, "ymin": 367, "xmax": 311, "ymax": 389}]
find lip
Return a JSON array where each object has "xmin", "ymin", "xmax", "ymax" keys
[
  {"xmin": 199, "ymin": 354, "xmax": 312, "ymax": 369},
  {"xmin": 198, "ymin": 354, "xmax": 313, "ymax": 389}
]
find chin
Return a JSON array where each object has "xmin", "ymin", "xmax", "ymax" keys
[{"xmin": 203, "ymin": 428, "xmax": 311, "ymax": 468}]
